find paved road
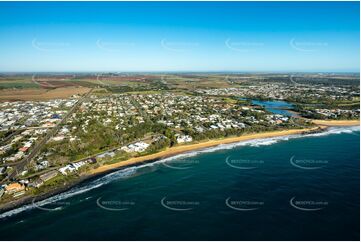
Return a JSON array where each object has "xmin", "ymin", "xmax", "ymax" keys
[
  {"xmin": 0, "ymin": 129, "xmax": 25, "ymax": 147},
  {"xmin": 5, "ymin": 89, "xmax": 94, "ymax": 181},
  {"xmin": 129, "ymin": 96, "xmax": 149, "ymax": 121}
]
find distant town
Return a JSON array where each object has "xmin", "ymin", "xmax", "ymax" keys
[{"xmin": 0, "ymin": 73, "xmax": 359, "ymax": 209}]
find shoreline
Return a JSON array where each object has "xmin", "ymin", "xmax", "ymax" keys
[
  {"xmin": 88, "ymin": 126, "xmax": 324, "ymax": 176},
  {"xmin": 0, "ymin": 123, "xmax": 357, "ymax": 216},
  {"xmin": 311, "ymin": 119, "xmax": 360, "ymax": 126}
]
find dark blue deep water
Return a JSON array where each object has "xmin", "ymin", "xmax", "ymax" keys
[{"xmin": 0, "ymin": 127, "xmax": 359, "ymax": 240}]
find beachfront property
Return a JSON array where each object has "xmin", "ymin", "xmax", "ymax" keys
[
  {"xmin": 0, "ymin": 187, "xmax": 4, "ymax": 198},
  {"xmin": 121, "ymin": 142, "xmax": 150, "ymax": 153},
  {"xmin": 175, "ymin": 134, "xmax": 193, "ymax": 143},
  {"xmin": 4, "ymin": 182, "xmax": 25, "ymax": 195},
  {"xmin": 59, "ymin": 160, "xmax": 90, "ymax": 176},
  {"xmin": 39, "ymin": 170, "xmax": 58, "ymax": 182}
]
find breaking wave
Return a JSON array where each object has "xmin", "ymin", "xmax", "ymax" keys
[{"xmin": 0, "ymin": 125, "xmax": 359, "ymax": 219}]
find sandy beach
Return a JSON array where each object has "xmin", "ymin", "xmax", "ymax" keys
[
  {"xmin": 89, "ymin": 126, "xmax": 323, "ymax": 175},
  {"xmin": 311, "ymin": 119, "xmax": 360, "ymax": 126}
]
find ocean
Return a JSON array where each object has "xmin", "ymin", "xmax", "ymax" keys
[{"xmin": 0, "ymin": 126, "xmax": 359, "ymax": 240}]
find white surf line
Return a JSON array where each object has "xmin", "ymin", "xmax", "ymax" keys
[{"xmin": 0, "ymin": 126, "xmax": 359, "ymax": 219}]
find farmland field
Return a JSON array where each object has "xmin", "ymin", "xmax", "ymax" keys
[{"xmin": 0, "ymin": 86, "xmax": 91, "ymax": 101}]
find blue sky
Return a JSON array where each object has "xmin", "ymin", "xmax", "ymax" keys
[{"xmin": 0, "ymin": 1, "xmax": 359, "ymax": 72}]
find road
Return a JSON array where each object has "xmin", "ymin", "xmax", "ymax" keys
[
  {"xmin": 0, "ymin": 129, "xmax": 25, "ymax": 146},
  {"xmin": 5, "ymin": 89, "xmax": 94, "ymax": 181}
]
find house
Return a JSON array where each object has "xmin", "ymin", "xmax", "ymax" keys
[
  {"xmin": 19, "ymin": 179, "xmax": 29, "ymax": 185},
  {"xmin": 72, "ymin": 161, "xmax": 86, "ymax": 170},
  {"xmin": 176, "ymin": 134, "xmax": 193, "ymax": 143},
  {"xmin": 238, "ymin": 122, "xmax": 246, "ymax": 128},
  {"xmin": 0, "ymin": 166, "xmax": 7, "ymax": 175},
  {"xmin": 28, "ymin": 179, "xmax": 44, "ymax": 188},
  {"xmin": 121, "ymin": 142, "xmax": 149, "ymax": 153},
  {"xmin": 88, "ymin": 157, "xmax": 97, "ymax": 164},
  {"xmin": 52, "ymin": 136, "xmax": 65, "ymax": 141},
  {"xmin": 59, "ymin": 127, "xmax": 70, "ymax": 134},
  {"xmin": 42, "ymin": 122, "xmax": 56, "ymax": 128},
  {"xmin": 51, "ymin": 114, "xmax": 61, "ymax": 119},
  {"xmin": 35, "ymin": 160, "xmax": 49, "ymax": 171},
  {"xmin": 19, "ymin": 147, "xmax": 29, "ymax": 152},
  {"xmin": 14, "ymin": 151, "xmax": 25, "ymax": 160},
  {"xmin": 59, "ymin": 164, "xmax": 76, "ymax": 175},
  {"xmin": 23, "ymin": 141, "xmax": 33, "ymax": 148},
  {"xmin": 5, "ymin": 182, "xmax": 25, "ymax": 194},
  {"xmin": 59, "ymin": 161, "xmax": 87, "ymax": 176},
  {"xmin": 39, "ymin": 170, "xmax": 58, "ymax": 182},
  {"xmin": 96, "ymin": 151, "xmax": 115, "ymax": 159},
  {"xmin": 13, "ymin": 191, "xmax": 25, "ymax": 198}
]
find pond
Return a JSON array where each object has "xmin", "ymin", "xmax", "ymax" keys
[{"xmin": 244, "ymin": 99, "xmax": 296, "ymax": 117}]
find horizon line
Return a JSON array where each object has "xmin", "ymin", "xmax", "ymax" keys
[{"xmin": 0, "ymin": 71, "xmax": 360, "ymax": 74}]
